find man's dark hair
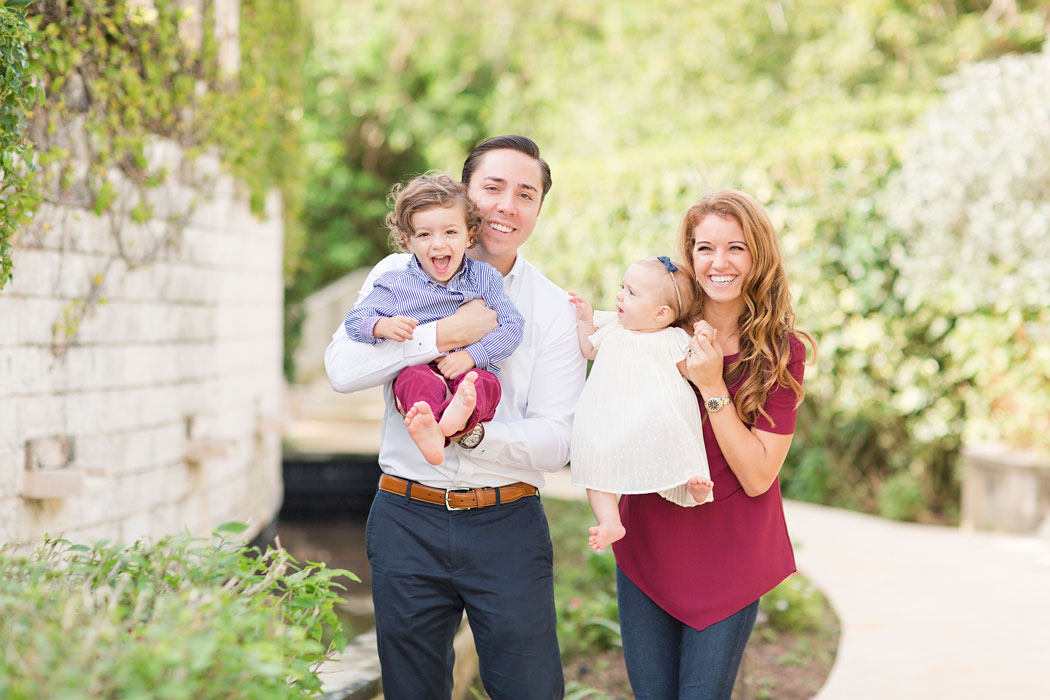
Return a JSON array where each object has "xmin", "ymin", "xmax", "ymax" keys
[{"xmin": 461, "ymin": 135, "xmax": 553, "ymax": 201}]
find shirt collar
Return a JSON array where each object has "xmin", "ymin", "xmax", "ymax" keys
[{"xmin": 504, "ymin": 254, "xmax": 527, "ymax": 294}]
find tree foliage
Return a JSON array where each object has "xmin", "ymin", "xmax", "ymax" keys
[{"xmin": 298, "ymin": 0, "xmax": 1049, "ymax": 518}]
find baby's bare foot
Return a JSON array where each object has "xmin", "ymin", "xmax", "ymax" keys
[
  {"xmin": 405, "ymin": 402, "xmax": 445, "ymax": 465},
  {"xmin": 587, "ymin": 524, "xmax": 626, "ymax": 554},
  {"xmin": 440, "ymin": 371, "xmax": 478, "ymax": 437},
  {"xmin": 687, "ymin": 476, "xmax": 714, "ymax": 504}
]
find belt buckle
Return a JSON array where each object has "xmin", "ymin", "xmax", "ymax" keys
[{"xmin": 444, "ymin": 486, "xmax": 475, "ymax": 511}]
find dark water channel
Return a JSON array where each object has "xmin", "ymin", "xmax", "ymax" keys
[{"xmin": 261, "ymin": 453, "xmax": 382, "ymax": 638}]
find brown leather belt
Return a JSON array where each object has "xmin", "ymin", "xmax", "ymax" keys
[{"xmin": 378, "ymin": 474, "xmax": 538, "ymax": 511}]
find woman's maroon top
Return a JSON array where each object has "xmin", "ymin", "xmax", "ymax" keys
[{"xmin": 613, "ymin": 335, "xmax": 806, "ymax": 631}]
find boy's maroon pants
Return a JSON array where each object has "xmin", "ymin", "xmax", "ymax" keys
[{"xmin": 392, "ymin": 363, "xmax": 501, "ymax": 440}]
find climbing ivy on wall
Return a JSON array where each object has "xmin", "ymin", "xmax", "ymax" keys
[
  {"xmin": 0, "ymin": 0, "xmax": 38, "ymax": 290},
  {"xmin": 0, "ymin": 0, "xmax": 305, "ymax": 297}
]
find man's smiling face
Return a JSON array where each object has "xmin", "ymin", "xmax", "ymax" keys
[{"xmin": 466, "ymin": 148, "xmax": 544, "ymax": 274}]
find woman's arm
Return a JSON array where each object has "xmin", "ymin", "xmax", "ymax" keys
[{"xmin": 682, "ymin": 323, "xmax": 796, "ymax": 497}]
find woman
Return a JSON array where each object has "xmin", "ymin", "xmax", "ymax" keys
[{"xmin": 612, "ymin": 190, "xmax": 815, "ymax": 699}]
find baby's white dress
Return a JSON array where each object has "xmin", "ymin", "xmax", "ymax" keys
[{"xmin": 570, "ymin": 311, "xmax": 712, "ymax": 506}]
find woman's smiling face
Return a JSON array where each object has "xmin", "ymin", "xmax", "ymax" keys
[{"xmin": 691, "ymin": 214, "xmax": 753, "ymax": 308}]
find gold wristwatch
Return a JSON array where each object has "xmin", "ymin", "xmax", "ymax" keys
[
  {"xmin": 458, "ymin": 423, "xmax": 485, "ymax": 449},
  {"xmin": 704, "ymin": 395, "xmax": 732, "ymax": 413}
]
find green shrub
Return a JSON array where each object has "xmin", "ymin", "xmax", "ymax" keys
[
  {"xmin": 877, "ymin": 472, "xmax": 926, "ymax": 522},
  {"xmin": 546, "ymin": 498, "xmax": 622, "ymax": 659},
  {"xmin": 760, "ymin": 575, "xmax": 827, "ymax": 635},
  {"xmin": 0, "ymin": 523, "xmax": 357, "ymax": 699}
]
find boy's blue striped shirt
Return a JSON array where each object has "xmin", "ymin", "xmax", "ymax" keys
[{"xmin": 343, "ymin": 256, "xmax": 524, "ymax": 374}]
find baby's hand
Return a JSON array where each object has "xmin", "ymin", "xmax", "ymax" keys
[
  {"xmin": 437, "ymin": 350, "xmax": 476, "ymax": 380},
  {"xmin": 567, "ymin": 292, "xmax": 594, "ymax": 322},
  {"xmin": 373, "ymin": 315, "xmax": 418, "ymax": 341},
  {"xmin": 693, "ymin": 320, "xmax": 716, "ymax": 342}
]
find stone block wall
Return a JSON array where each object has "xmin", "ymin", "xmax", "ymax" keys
[
  {"xmin": 0, "ymin": 142, "xmax": 285, "ymax": 545},
  {"xmin": 961, "ymin": 443, "xmax": 1050, "ymax": 535}
]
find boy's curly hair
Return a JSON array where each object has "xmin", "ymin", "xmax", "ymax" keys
[{"xmin": 386, "ymin": 173, "xmax": 483, "ymax": 252}]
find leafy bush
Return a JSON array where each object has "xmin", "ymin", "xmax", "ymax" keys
[
  {"xmin": 547, "ymin": 497, "xmax": 622, "ymax": 659},
  {"xmin": 0, "ymin": 523, "xmax": 357, "ymax": 699},
  {"xmin": 884, "ymin": 46, "xmax": 1050, "ymax": 452},
  {"xmin": 877, "ymin": 472, "xmax": 926, "ymax": 522},
  {"xmin": 759, "ymin": 575, "xmax": 828, "ymax": 635}
]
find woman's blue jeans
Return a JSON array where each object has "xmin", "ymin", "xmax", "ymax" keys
[{"xmin": 617, "ymin": 566, "xmax": 759, "ymax": 699}]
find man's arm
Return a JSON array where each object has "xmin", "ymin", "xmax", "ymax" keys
[
  {"xmin": 467, "ymin": 301, "xmax": 587, "ymax": 472},
  {"xmin": 324, "ymin": 255, "xmax": 499, "ymax": 393}
]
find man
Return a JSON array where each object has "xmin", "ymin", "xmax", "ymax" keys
[{"xmin": 324, "ymin": 135, "xmax": 586, "ymax": 699}]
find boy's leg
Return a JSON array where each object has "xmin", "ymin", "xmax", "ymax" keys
[
  {"xmin": 586, "ymin": 489, "xmax": 627, "ymax": 554},
  {"xmin": 392, "ymin": 364, "xmax": 448, "ymax": 415},
  {"xmin": 441, "ymin": 369, "xmax": 501, "ymax": 437},
  {"xmin": 396, "ymin": 365, "xmax": 452, "ymax": 465}
]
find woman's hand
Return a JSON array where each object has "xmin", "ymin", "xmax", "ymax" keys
[{"xmin": 684, "ymin": 320, "xmax": 725, "ymax": 395}]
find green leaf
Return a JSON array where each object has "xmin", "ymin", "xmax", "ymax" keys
[{"xmin": 214, "ymin": 521, "xmax": 249, "ymax": 535}]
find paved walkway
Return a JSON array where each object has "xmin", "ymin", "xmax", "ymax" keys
[{"xmin": 542, "ymin": 468, "xmax": 1050, "ymax": 699}]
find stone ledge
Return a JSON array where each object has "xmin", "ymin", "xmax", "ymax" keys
[
  {"xmin": 961, "ymin": 443, "xmax": 1050, "ymax": 534},
  {"xmin": 316, "ymin": 631, "xmax": 383, "ymax": 700}
]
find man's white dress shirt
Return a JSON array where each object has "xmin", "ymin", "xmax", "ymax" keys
[{"xmin": 324, "ymin": 252, "xmax": 587, "ymax": 489}]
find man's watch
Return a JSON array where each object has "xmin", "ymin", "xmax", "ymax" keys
[
  {"xmin": 458, "ymin": 423, "xmax": 485, "ymax": 449},
  {"xmin": 704, "ymin": 395, "xmax": 732, "ymax": 413}
]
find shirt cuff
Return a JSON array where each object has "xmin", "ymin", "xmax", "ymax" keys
[
  {"xmin": 358, "ymin": 316, "xmax": 382, "ymax": 344},
  {"xmin": 406, "ymin": 321, "xmax": 438, "ymax": 359},
  {"xmin": 464, "ymin": 343, "xmax": 489, "ymax": 372},
  {"xmin": 470, "ymin": 419, "xmax": 507, "ymax": 461}
]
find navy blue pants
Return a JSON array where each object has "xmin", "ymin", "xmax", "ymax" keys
[
  {"xmin": 366, "ymin": 488, "xmax": 564, "ymax": 700},
  {"xmin": 617, "ymin": 566, "xmax": 759, "ymax": 699}
]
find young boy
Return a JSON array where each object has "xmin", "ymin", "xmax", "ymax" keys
[{"xmin": 342, "ymin": 173, "xmax": 524, "ymax": 465}]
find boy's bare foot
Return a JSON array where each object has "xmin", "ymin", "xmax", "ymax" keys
[
  {"xmin": 440, "ymin": 371, "xmax": 478, "ymax": 437},
  {"xmin": 687, "ymin": 476, "xmax": 714, "ymax": 504},
  {"xmin": 587, "ymin": 523, "xmax": 626, "ymax": 554},
  {"xmin": 405, "ymin": 402, "xmax": 445, "ymax": 465}
]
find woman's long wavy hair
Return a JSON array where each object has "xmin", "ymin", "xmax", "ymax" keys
[{"xmin": 678, "ymin": 190, "xmax": 815, "ymax": 427}]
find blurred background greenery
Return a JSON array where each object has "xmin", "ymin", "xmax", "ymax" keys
[
  {"xmin": 6, "ymin": 0, "xmax": 1048, "ymax": 523},
  {"xmin": 288, "ymin": 0, "xmax": 1050, "ymax": 522}
]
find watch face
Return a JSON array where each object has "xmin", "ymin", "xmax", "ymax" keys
[{"xmin": 461, "ymin": 425, "xmax": 483, "ymax": 447}]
